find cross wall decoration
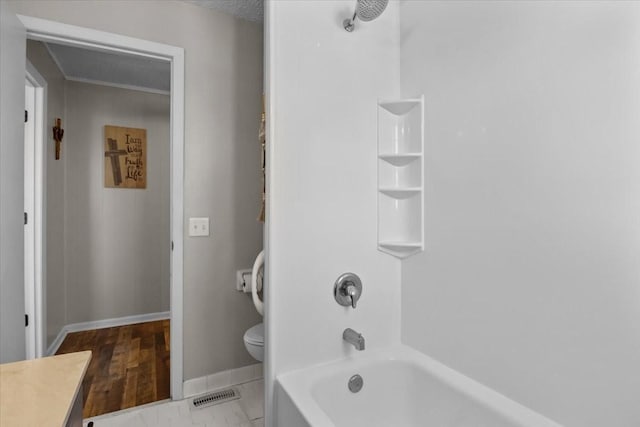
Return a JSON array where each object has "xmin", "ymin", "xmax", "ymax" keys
[{"xmin": 104, "ymin": 125, "xmax": 147, "ymax": 189}]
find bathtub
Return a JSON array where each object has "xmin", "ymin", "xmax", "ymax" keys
[{"xmin": 276, "ymin": 345, "xmax": 562, "ymax": 427}]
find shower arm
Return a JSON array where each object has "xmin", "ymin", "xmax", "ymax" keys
[{"xmin": 344, "ymin": 11, "xmax": 358, "ymax": 32}]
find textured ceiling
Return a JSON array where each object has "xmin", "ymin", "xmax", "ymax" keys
[
  {"xmin": 45, "ymin": 42, "xmax": 171, "ymax": 93},
  {"xmin": 185, "ymin": 0, "xmax": 264, "ymax": 22}
]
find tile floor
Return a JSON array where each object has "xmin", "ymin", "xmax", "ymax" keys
[{"xmin": 83, "ymin": 379, "xmax": 264, "ymax": 427}]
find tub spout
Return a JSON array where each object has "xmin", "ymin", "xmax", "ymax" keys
[{"xmin": 343, "ymin": 328, "xmax": 365, "ymax": 351}]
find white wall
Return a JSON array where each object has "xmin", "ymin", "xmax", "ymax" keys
[
  {"xmin": 26, "ymin": 40, "xmax": 66, "ymax": 347},
  {"xmin": 0, "ymin": 0, "xmax": 27, "ymax": 363},
  {"xmin": 10, "ymin": 0, "xmax": 264, "ymax": 378},
  {"xmin": 265, "ymin": 1, "xmax": 400, "ymax": 424},
  {"xmin": 400, "ymin": 2, "xmax": 640, "ymax": 426},
  {"xmin": 63, "ymin": 81, "xmax": 170, "ymax": 323}
]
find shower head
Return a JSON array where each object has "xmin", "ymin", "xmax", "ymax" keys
[
  {"xmin": 343, "ymin": 0, "xmax": 389, "ymax": 32},
  {"xmin": 355, "ymin": 0, "xmax": 389, "ymax": 21}
]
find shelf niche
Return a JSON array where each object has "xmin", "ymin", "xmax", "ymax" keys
[{"xmin": 377, "ymin": 96, "xmax": 424, "ymax": 259}]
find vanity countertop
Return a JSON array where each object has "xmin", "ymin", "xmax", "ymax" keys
[{"xmin": 0, "ymin": 351, "xmax": 91, "ymax": 427}]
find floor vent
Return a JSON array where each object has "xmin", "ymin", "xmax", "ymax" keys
[{"xmin": 192, "ymin": 388, "xmax": 240, "ymax": 409}]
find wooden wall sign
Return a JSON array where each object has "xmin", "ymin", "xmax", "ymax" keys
[{"xmin": 104, "ymin": 125, "xmax": 146, "ymax": 189}]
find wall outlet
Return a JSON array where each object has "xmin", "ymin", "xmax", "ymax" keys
[{"xmin": 189, "ymin": 217, "xmax": 209, "ymax": 237}]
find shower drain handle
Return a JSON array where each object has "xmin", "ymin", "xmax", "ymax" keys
[{"xmin": 348, "ymin": 374, "xmax": 364, "ymax": 393}]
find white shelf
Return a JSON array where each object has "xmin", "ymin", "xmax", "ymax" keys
[
  {"xmin": 378, "ymin": 99, "xmax": 421, "ymax": 115},
  {"xmin": 378, "ymin": 242, "xmax": 423, "ymax": 259},
  {"xmin": 378, "ymin": 99, "xmax": 422, "ymax": 154},
  {"xmin": 378, "ymin": 153, "xmax": 422, "ymax": 166},
  {"xmin": 377, "ymin": 96, "xmax": 424, "ymax": 259},
  {"xmin": 379, "ymin": 187, "xmax": 421, "ymax": 199}
]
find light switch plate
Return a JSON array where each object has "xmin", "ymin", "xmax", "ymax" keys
[{"xmin": 189, "ymin": 217, "xmax": 209, "ymax": 237}]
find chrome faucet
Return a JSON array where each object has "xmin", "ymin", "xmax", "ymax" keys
[
  {"xmin": 334, "ymin": 273, "xmax": 363, "ymax": 309},
  {"xmin": 343, "ymin": 328, "xmax": 365, "ymax": 351}
]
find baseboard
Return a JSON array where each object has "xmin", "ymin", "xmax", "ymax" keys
[
  {"xmin": 46, "ymin": 328, "xmax": 68, "ymax": 356},
  {"xmin": 183, "ymin": 363, "xmax": 263, "ymax": 398},
  {"xmin": 46, "ymin": 311, "xmax": 170, "ymax": 356}
]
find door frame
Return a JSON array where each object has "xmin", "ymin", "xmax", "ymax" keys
[
  {"xmin": 24, "ymin": 61, "xmax": 47, "ymax": 359},
  {"xmin": 17, "ymin": 15, "xmax": 186, "ymax": 400}
]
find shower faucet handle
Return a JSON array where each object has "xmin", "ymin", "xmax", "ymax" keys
[
  {"xmin": 345, "ymin": 284, "xmax": 358, "ymax": 308},
  {"xmin": 334, "ymin": 273, "xmax": 363, "ymax": 309}
]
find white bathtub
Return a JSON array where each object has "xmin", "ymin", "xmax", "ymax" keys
[{"xmin": 276, "ymin": 345, "xmax": 562, "ymax": 427}]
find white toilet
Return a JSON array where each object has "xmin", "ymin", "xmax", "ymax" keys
[
  {"xmin": 243, "ymin": 250, "xmax": 264, "ymax": 362},
  {"xmin": 243, "ymin": 323, "xmax": 264, "ymax": 362}
]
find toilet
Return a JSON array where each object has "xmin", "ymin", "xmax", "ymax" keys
[
  {"xmin": 243, "ymin": 323, "xmax": 264, "ymax": 362},
  {"xmin": 243, "ymin": 250, "xmax": 264, "ymax": 362}
]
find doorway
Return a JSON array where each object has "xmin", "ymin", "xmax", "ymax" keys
[
  {"xmin": 23, "ymin": 65, "xmax": 46, "ymax": 360},
  {"xmin": 18, "ymin": 15, "xmax": 185, "ymax": 405}
]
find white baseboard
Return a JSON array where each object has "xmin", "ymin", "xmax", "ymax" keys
[
  {"xmin": 46, "ymin": 328, "xmax": 68, "ymax": 357},
  {"xmin": 183, "ymin": 363, "xmax": 263, "ymax": 398},
  {"xmin": 46, "ymin": 311, "xmax": 170, "ymax": 356}
]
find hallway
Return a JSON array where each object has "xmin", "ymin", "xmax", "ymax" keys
[{"xmin": 56, "ymin": 320, "xmax": 170, "ymax": 417}]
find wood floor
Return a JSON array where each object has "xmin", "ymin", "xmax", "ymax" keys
[{"xmin": 55, "ymin": 319, "xmax": 170, "ymax": 418}]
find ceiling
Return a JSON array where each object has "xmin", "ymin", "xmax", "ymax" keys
[
  {"xmin": 185, "ymin": 0, "xmax": 264, "ymax": 22},
  {"xmin": 45, "ymin": 42, "xmax": 171, "ymax": 94}
]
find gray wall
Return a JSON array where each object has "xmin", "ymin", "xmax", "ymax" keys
[
  {"xmin": 26, "ymin": 40, "xmax": 66, "ymax": 347},
  {"xmin": 400, "ymin": 2, "xmax": 640, "ymax": 426},
  {"xmin": 0, "ymin": 0, "xmax": 26, "ymax": 363},
  {"xmin": 11, "ymin": 0, "xmax": 264, "ymax": 378},
  {"xmin": 64, "ymin": 81, "xmax": 170, "ymax": 324}
]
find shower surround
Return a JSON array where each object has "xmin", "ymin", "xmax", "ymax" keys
[{"xmin": 266, "ymin": 0, "xmax": 640, "ymax": 426}]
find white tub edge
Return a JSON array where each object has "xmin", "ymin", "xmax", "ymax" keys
[{"xmin": 276, "ymin": 344, "xmax": 564, "ymax": 427}]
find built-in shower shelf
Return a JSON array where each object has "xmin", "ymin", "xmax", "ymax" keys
[
  {"xmin": 378, "ymin": 99, "xmax": 422, "ymax": 115},
  {"xmin": 378, "ymin": 153, "xmax": 422, "ymax": 166},
  {"xmin": 378, "ymin": 242, "xmax": 423, "ymax": 259},
  {"xmin": 377, "ymin": 96, "xmax": 424, "ymax": 259},
  {"xmin": 379, "ymin": 187, "xmax": 421, "ymax": 199}
]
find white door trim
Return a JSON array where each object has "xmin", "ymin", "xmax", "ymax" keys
[
  {"xmin": 24, "ymin": 60, "xmax": 47, "ymax": 359},
  {"xmin": 17, "ymin": 15, "xmax": 186, "ymax": 400},
  {"xmin": 24, "ymin": 79, "xmax": 36, "ymax": 359}
]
